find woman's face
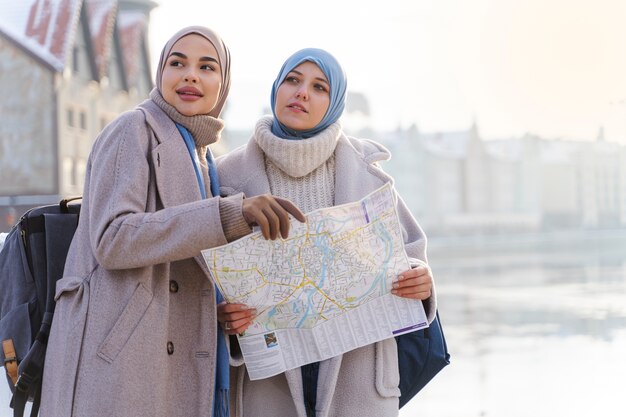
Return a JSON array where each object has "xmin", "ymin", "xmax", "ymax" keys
[
  {"xmin": 161, "ymin": 34, "xmax": 222, "ymax": 116},
  {"xmin": 274, "ymin": 61, "xmax": 330, "ymax": 131}
]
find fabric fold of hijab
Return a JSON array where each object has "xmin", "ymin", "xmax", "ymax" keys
[{"xmin": 270, "ymin": 48, "xmax": 347, "ymax": 140}]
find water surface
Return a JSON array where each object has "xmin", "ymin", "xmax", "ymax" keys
[{"xmin": 401, "ymin": 230, "xmax": 626, "ymax": 417}]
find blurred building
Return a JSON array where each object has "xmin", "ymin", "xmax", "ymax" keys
[
  {"xmin": 0, "ymin": 0, "xmax": 155, "ymax": 231},
  {"xmin": 225, "ymin": 89, "xmax": 626, "ymax": 236},
  {"xmin": 380, "ymin": 124, "xmax": 626, "ymax": 235}
]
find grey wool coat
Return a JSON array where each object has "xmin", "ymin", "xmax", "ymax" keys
[
  {"xmin": 216, "ymin": 126, "xmax": 437, "ymax": 417},
  {"xmin": 40, "ymin": 99, "xmax": 243, "ymax": 417}
]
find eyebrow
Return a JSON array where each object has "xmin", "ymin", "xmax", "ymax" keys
[
  {"xmin": 168, "ymin": 51, "xmax": 219, "ymax": 64},
  {"xmin": 289, "ymin": 69, "xmax": 329, "ymax": 85}
]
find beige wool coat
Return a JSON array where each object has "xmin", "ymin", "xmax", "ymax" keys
[
  {"xmin": 40, "ymin": 100, "xmax": 244, "ymax": 417},
  {"xmin": 217, "ymin": 126, "xmax": 437, "ymax": 417}
]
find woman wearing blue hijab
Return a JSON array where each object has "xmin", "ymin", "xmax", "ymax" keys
[
  {"xmin": 216, "ymin": 48, "xmax": 436, "ymax": 417},
  {"xmin": 269, "ymin": 48, "xmax": 347, "ymax": 139}
]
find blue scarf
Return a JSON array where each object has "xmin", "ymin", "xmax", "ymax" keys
[
  {"xmin": 176, "ymin": 124, "xmax": 228, "ymax": 417},
  {"xmin": 270, "ymin": 48, "xmax": 347, "ymax": 140}
]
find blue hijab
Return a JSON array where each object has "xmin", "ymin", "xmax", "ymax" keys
[{"xmin": 270, "ymin": 48, "xmax": 347, "ymax": 140}]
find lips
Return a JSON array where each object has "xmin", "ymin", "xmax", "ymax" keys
[
  {"xmin": 287, "ymin": 102, "xmax": 307, "ymax": 113},
  {"xmin": 176, "ymin": 86, "xmax": 203, "ymax": 98}
]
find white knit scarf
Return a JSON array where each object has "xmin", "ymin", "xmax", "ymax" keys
[{"xmin": 254, "ymin": 116, "xmax": 341, "ymax": 178}]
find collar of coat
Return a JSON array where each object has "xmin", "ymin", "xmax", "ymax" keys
[{"xmin": 135, "ymin": 99, "xmax": 213, "ymax": 207}]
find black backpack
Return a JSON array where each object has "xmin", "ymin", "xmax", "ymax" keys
[{"xmin": 0, "ymin": 198, "xmax": 80, "ymax": 417}]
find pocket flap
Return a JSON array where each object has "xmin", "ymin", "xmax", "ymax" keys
[
  {"xmin": 0, "ymin": 302, "xmax": 34, "ymax": 362},
  {"xmin": 97, "ymin": 283, "xmax": 153, "ymax": 363},
  {"xmin": 375, "ymin": 338, "xmax": 401, "ymax": 398}
]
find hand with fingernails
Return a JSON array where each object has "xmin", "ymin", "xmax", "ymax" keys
[
  {"xmin": 391, "ymin": 265, "xmax": 433, "ymax": 300},
  {"xmin": 218, "ymin": 302, "xmax": 256, "ymax": 335},
  {"xmin": 242, "ymin": 195, "xmax": 306, "ymax": 240}
]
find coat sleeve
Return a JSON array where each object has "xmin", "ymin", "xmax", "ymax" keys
[{"xmin": 86, "ymin": 111, "xmax": 229, "ymax": 270}]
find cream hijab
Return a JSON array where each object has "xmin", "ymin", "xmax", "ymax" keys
[{"xmin": 154, "ymin": 26, "xmax": 231, "ymax": 118}]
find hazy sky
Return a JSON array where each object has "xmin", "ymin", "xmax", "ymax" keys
[{"xmin": 149, "ymin": 0, "xmax": 626, "ymax": 143}]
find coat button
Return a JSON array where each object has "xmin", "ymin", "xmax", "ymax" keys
[
  {"xmin": 167, "ymin": 341, "xmax": 174, "ymax": 355},
  {"xmin": 169, "ymin": 280, "xmax": 179, "ymax": 293}
]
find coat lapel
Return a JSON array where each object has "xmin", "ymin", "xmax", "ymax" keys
[
  {"xmin": 139, "ymin": 101, "xmax": 203, "ymax": 207},
  {"xmin": 152, "ymin": 141, "xmax": 203, "ymax": 207}
]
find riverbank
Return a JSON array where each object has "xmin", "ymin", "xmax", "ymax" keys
[{"xmin": 428, "ymin": 227, "xmax": 626, "ymax": 255}]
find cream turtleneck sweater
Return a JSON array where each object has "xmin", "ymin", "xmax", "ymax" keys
[{"xmin": 254, "ymin": 116, "xmax": 342, "ymax": 214}]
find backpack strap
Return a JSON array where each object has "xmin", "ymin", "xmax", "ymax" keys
[
  {"xmin": 11, "ymin": 383, "xmax": 40, "ymax": 417},
  {"xmin": 2, "ymin": 339, "xmax": 18, "ymax": 385}
]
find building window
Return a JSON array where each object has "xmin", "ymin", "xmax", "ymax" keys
[
  {"xmin": 76, "ymin": 159, "xmax": 87, "ymax": 188},
  {"xmin": 63, "ymin": 157, "xmax": 74, "ymax": 187},
  {"xmin": 72, "ymin": 160, "xmax": 78, "ymax": 187},
  {"xmin": 67, "ymin": 108, "xmax": 74, "ymax": 128},
  {"xmin": 73, "ymin": 46, "xmax": 79, "ymax": 72},
  {"xmin": 79, "ymin": 111, "xmax": 87, "ymax": 130}
]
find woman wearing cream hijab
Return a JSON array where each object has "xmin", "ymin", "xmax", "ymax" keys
[{"xmin": 40, "ymin": 26, "xmax": 303, "ymax": 417}]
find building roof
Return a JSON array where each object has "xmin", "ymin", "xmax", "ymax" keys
[
  {"xmin": 117, "ymin": 10, "xmax": 148, "ymax": 89},
  {"xmin": 84, "ymin": 0, "xmax": 117, "ymax": 78},
  {"xmin": 0, "ymin": 0, "xmax": 82, "ymax": 71},
  {"xmin": 0, "ymin": 0, "xmax": 153, "ymax": 88},
  {"xmin": 421, "ymin": 130, "xmax": 472, "ymax": 159},
  {"xmin": 346, "ymin": 91, "xmax": 370, "ymax": 116},
  {"xmin": 534, "ymin": 139, "xmax": 581, "ymax": 164},
  {"xmin": 484, "ymin": 138, "xmax": 524, "ymax": 162}
]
